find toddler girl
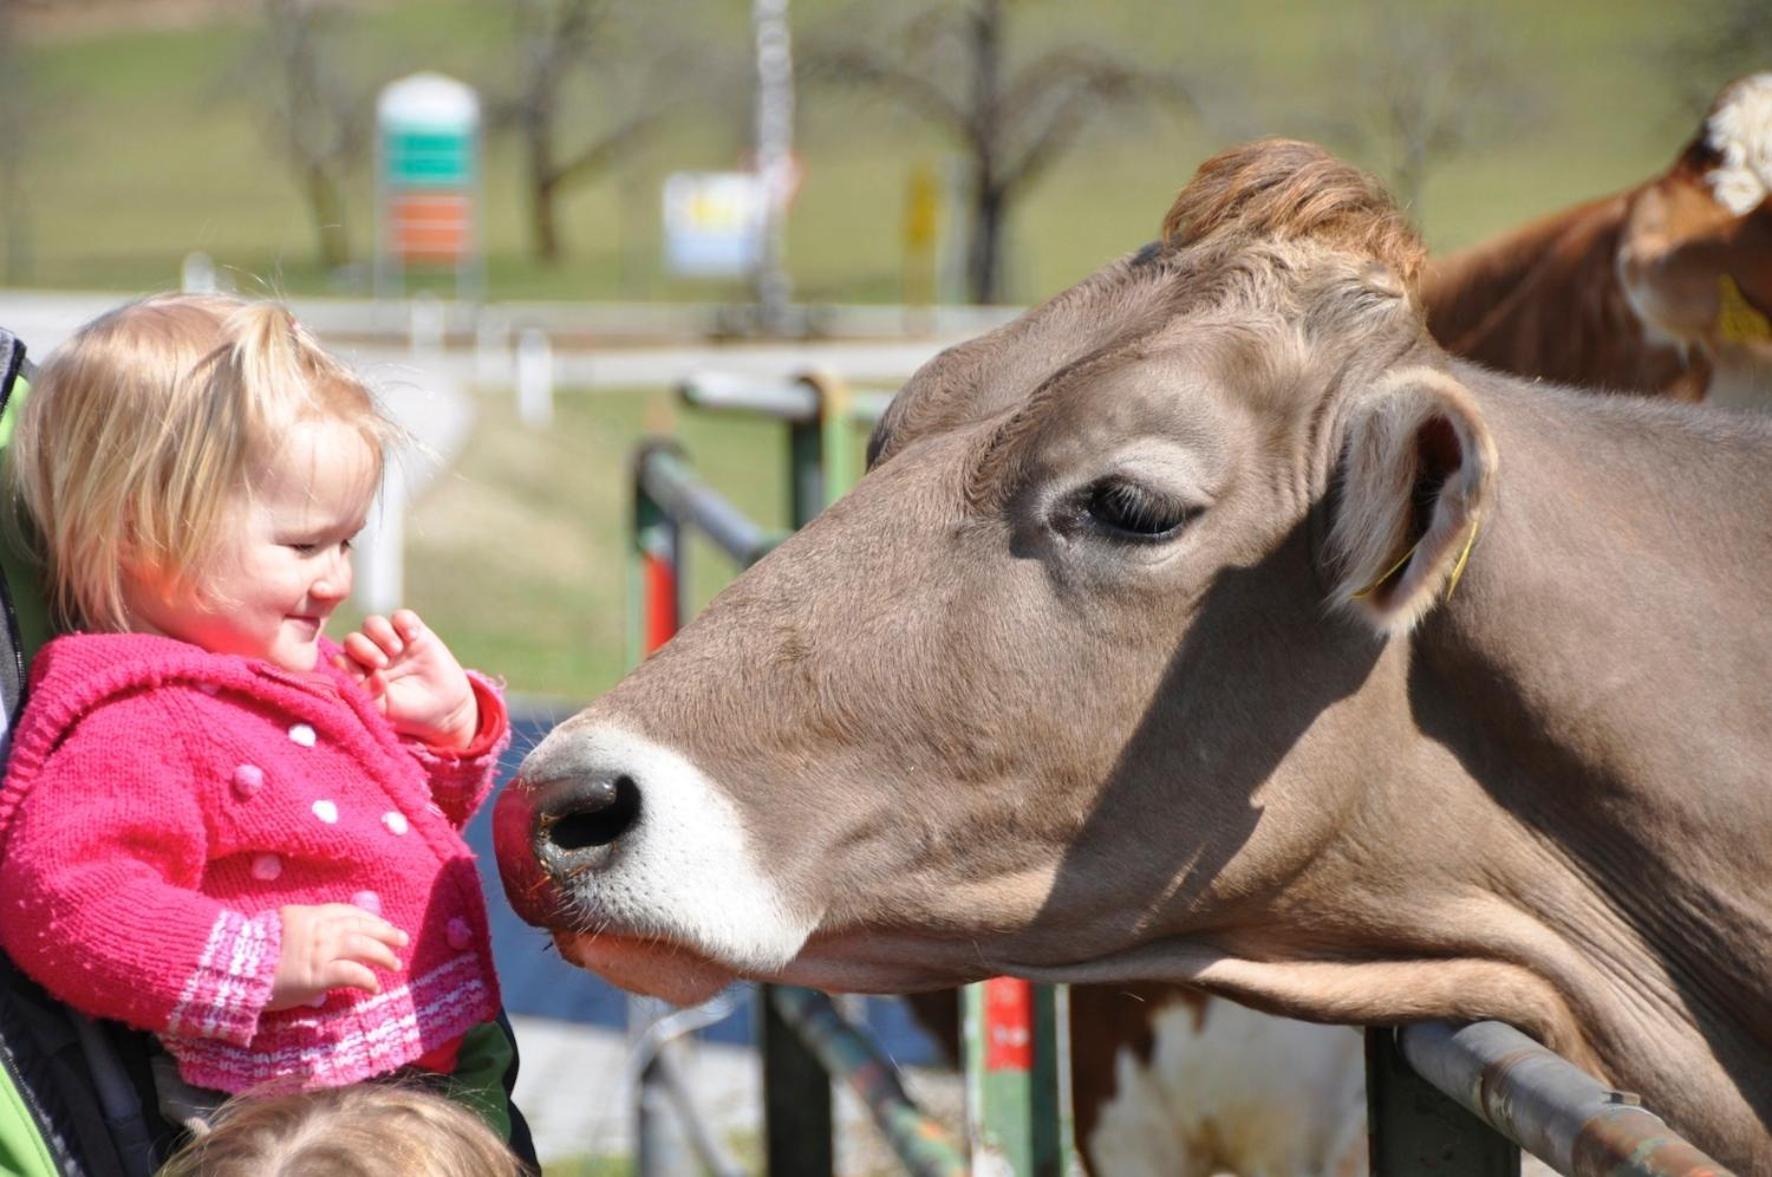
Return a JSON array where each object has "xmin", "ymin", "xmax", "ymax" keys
[
  {"xmin": 0, "ymin": 294, "xmax": 517, "ymax": 1140},
  {"xmin": 156, "ymin": 1083, "xmax": 524, "ymax": 1177}
]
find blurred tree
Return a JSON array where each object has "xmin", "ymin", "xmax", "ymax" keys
[
  {"xmin": 500, "ymin": 0, "xmax": 715, "ymax": 264},
  {"xmin": 1345, "ymin": 1, "xmax": 1527, "ymax": 220},
  {"xmin": 246, "ymin": 0, "xmax": 369, "ymax": 272},
  {"xmin": 0, "ymin": 0, "xmax": 34, "ymax": 284},
  {"xmin": 802, "ymin": 0, "xmax": 1194, "ymax": 305},
  {"xmin": 1667, "ymin": 0, "xmax": 1772, "ymax": 109}
]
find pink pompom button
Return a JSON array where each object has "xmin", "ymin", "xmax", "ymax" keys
[
  {"xmin": 446, "ymin": 918, "xmax": 472, "ymax": 950},
  {"xmin": 381, "ymin": 812, "xmax": 409, "ymax": 836},
  {"xmin": 350, "ymin": 890, "xmax": 382, "ymax": 916},
  {"xmin": 231, "ymin": 764, "xmax": 264, "ymax": 799},
  {"xmin": 251, "ymin": 853, "xmax": 282, "ymax": 882}
]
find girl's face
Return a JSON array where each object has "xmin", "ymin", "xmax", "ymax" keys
[{"xmin": 122, "ymin": 419, "xmax": 379, "ymax": 671}]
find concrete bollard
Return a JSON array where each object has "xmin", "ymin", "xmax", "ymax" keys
[
  {"xmin": 516, "ymin": 326, "xmax": 554, "ymax": 428},
  {"xmin": 181, "ymin": 251, "xmax": 217, "ymax": 294},
  {"xmin": 409, "ymin": 292, "xmax": 445, "ymax": 358},
  {"xmin": 474, "ymin": 312, "xmax": 508, "ymax": 386},
  {"xmin": 352, "ymin": 472, "xmax": 406, "ymax": 615}
]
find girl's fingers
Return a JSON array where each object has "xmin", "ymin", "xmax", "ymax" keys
[
  {"xmin": 325, "ymin": 961, "xmax": 381, "ymax": 996},
  {"xmin": 332, "ymin": 653, "xmax": 371, "ymax": 683},
  {"xmin": 342, "ymin": 631, "xmax": 389, "ymax": 670},
  {"xmin": 357, "ymin": 913, "xmax": 410, "ymax": 949},
  {"xmin": 342, "ymin": 933, "xmax": 404, "ymax": 974},
  {"xmin": 392, "ymin": 609, "xmax": 425, "ymax": 643},
  {"xmin": 320, "ymin": 904, "xmax": 408, "ymax": 947},
  {"xmin": 360, "ymin": 613, "xmax": 404, "ymax": 658}
]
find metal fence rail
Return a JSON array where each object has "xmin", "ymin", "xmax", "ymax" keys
[
  {"xmin": 770, "ymin": 988, "xmax": 969, "ymax": 1177},
  {"xmin": 1393, "ymin": 1022, "xmax": 1732, "ymax": 1177}
]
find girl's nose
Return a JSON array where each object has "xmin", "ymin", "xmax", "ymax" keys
[{"xmin": 311, "ymin": 551, "xmax": 353, "ymax": 602}]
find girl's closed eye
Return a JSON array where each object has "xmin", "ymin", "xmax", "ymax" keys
[{"xmin": 284, "ymin": 535, "xmax": 358, "ymax": 556}]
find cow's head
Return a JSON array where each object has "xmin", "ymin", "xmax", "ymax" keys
[
  {"xmin": 493, "ymin": 140, "xmax": 1498, "ymax": 1005},
  {"xmin": 1619, "ymin": 72, "xmax": 1772, "ymax": 374}
]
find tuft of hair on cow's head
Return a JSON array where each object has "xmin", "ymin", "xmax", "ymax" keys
[
  {"xmin": 1160, "ymin": 138, "xmax": 1428, "ymax": 299},
  {"xmin": 1328, "ymin": 367, "xmax": 1497, "ymax": 634}
]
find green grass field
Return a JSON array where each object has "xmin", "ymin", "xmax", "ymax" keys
[
  {"xmin": 6, "ymin": 0, "xmax": 1741, "ymax": 302},
  {"xmin": 357, "ymin": 382, "xmax": 867, "ymax": 705}
]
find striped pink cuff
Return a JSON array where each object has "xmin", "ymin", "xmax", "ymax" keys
[
  {"xmin": 166, "ymin": 909, "xmax": 281, "ymax": 1047},
  {"xmin": 411, "ymin": 672, "xmax": 510, "ymax": 826}
]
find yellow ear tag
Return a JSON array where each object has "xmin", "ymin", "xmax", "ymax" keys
[
  {"xmin": 1718, "ymin": 274, "xmax": 1772, "ymax": 345},
  {"xmin": 1350, "ymin": 539, "xmax": 1421, "ymax": 601},
  {"xmin": 1350, "ymin": 518, "xmax": 1481, "ymax": 603}
]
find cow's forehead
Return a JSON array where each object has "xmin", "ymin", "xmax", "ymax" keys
[
  {"xmin": 873, "ymin": 247, "xmax": 1414, "ymax": 477},
  {"xmin": 871, "ymin": 255, "xmax": 1182, "ymax": 467}
]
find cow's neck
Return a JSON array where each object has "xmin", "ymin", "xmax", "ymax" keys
[
  {"xmin": 1422, "ymin": 189, "xmax": 1701, "ymax": 398},
  {"xmin": 1391, "ymin": 377, "xmax": 1772, "ymax": 1162},
  {"xmin": 1189, "ymin": 379, "xmax": 1772, "ymax": 1168}
]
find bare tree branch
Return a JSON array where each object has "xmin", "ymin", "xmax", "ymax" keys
[
  {"xmin": 1344, "ymin": 1, "xmax": 1528, "ymax": 221},
  {"xmin": 803, "ymin": 0, "xmax": 1199, "ymax": 304},
  {"xmin": 802, "ymin": 44, "xmax": 972, "ymax": 137},
  {"xmin": 502, "ymin": 0, "xmax": 720, "ymax": 263},
  {"xmin": 1666, "ymin": 0, "xmax": 1772, "ymax": 109},
  {"xmin": 244, "ymin": 0, "xmax": 370, "ymax": 271}
]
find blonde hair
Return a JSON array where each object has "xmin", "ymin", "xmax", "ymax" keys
[
  {"xmin": 154, "ymin": 1084, "xmax": 524, "ymax": 1177},
  {"xmin": 7, "ymin": 293, "xmax": 398, "ymax": 632}
]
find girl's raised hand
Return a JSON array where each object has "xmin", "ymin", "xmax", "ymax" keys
[
  {"xmin": 267, "ymin": 903, "xmax": 410, "ymax": 1011},
  {"xmin": 336, "ymin": 609, "xmax": 477, "ymax": 750}
]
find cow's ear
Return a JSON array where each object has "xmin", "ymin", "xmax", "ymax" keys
[{"xmin": 1329, "ymin": 368, "xmax": 1496, "ymax": 634}]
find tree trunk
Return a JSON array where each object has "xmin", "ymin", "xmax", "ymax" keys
[
  {"xmin": 968, "ymin": 181, "xmax": 1006, "ymax": 305},
  {"xmin": 526, "ymin": 121, "xmax": 563, "ymax": 264},
  {"xmin": 964, "ymin": 0, "xmax": 1004, "ymax": 304},
  {"xmin": 304, "ymin": 163, "xmax": 351, "ymax": 272}
]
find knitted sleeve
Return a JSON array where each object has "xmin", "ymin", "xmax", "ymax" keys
[
  {"xmin": 0, "ymin": 695, "xmax": 279, "ymax": 1046},
  {"xmin": 404, "ymin": 671, "xmax": 512, "ymax": 830}
]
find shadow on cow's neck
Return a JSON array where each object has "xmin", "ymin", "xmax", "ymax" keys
[
  {"xmin": 1029, "ymin": 511, "xmax": 1387, "ymax": 959},
  {"xmin": 1411, "ymin": 608, "xmax": 1772, "ymax": 1131}
]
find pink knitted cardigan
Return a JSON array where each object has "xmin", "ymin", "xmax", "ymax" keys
[{"xmin": 0, "ymin": 632, "xmax": 508, "ymax": 1094}]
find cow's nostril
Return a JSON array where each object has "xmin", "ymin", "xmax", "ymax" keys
[{"xmin": 544, "ymin": 774, "xmax": 641, "ymax": 853}]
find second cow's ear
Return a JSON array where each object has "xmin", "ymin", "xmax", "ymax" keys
[{"xmin": 1329, "ymin": 368, "xmax": 1496, "ymax": 634}]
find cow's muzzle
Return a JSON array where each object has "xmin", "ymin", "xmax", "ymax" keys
[{"xmin": 493, "ymin": 767, "xmax": 642, "ymax": 924}]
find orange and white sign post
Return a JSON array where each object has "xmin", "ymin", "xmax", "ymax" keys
[{"xmin": 374, "ymin": 73, "xmax": 483, "ymax": 301}]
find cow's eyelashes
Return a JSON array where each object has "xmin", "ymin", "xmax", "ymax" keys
[{"xmin": 1077, "ymin": 479, "xmax": 1193, "ymax": 542}]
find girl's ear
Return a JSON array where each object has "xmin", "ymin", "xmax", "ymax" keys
[{"xmin": 1328, "ymin": 367, "xmax": 1497, "ymax": 634}]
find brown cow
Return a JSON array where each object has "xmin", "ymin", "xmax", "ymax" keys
[
  {"xmin": 1425, "ymin": 71, "xmax": 1772, "ymax": 405},
  {"xmin": 496, "ymin": 138, "xmax": 1772, "ymax": 1173},
  {"xmin": 909, "ymin": 69, "xmax": 1772, "ymax": 1176}
]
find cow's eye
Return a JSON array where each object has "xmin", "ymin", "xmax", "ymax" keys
[{"xmin": 1080, "ymin": 478, "xmax": 1192, "ymax": 542}]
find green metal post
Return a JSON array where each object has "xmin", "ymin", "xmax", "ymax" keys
[
  {"xmin": 763, "ymin": 416, "xmax": 835, "ymax": 1175},
  {"xmin": 762, "ymin": 989, "xmax": 836, "ymax": 1177},
  {"xmin": 628, "ymin": 441, "xmax": 686, "ymax": 670},
  {"xmin": 964, "ymin": 977, "xmax": 1071, "ymax": 1175},
  {"xmin": 788, "ymin": 401, "xmax": 824, "ymax": 530},
  {"xmin": 1367, "ymin": 1026, "xmax": 1519, "ymax": 1177},
  {"xmin": 770, "ymin": 987, "xmax": 968, "ymax": 1177},
  {"xmin": 803, "ymin": 370, "xmax": 858, "ymax": 502}
]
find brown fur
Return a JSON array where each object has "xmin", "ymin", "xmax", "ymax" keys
[
  {"xmin": 501, "ymin": 136, "xmax": 1772, "ymax": 1174},
  {"xmin": 1422, "ymin": 75, "xmax": 1772, "ymax": 402},
  {"xmin": 1163, "ymin": 138, "xmax": 1427, "ymax": 295}
]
